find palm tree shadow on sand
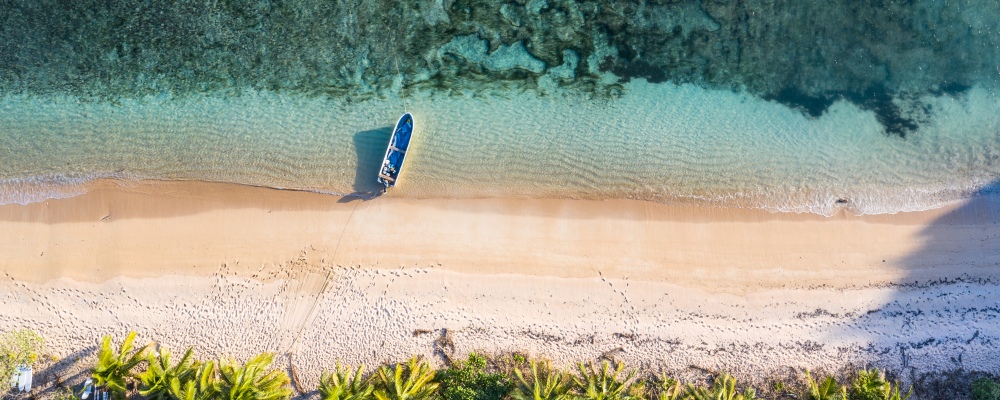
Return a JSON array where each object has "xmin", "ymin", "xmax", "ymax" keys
[
  {"xmin": 338, "ymin": 126, "xmax": 393, "ymax": 203},
  {"xmin": 844, "ymin": 182, "xmax": 1000, "ymax": 399}
]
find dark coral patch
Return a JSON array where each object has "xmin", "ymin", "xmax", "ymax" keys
[{"xmin": 764, "ymin": 84, "xmax": 971, "ymax": 138}]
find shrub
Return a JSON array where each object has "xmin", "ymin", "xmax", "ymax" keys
[
  {"xmin": 375, "ymin": 357, "xmax": 439, "ymax": 400},
  {"xmin": 217, "ymin": 353, "xmax": 292, "ymax": 400},
  {"xmin": 511, "ymin": 360, "xmax": 573, "ymax": 400},
  {"xmin": 438, "ymin": 354, "xmax": 512, "ymax": 400},
  {"xmin": 573, "ymin": 361, "xmax": 641, "ymax": 400},
  {"xmin": 320, "ymin": 362, "xmax": 376, "ymax": 400},
  {"xmin": 93, "ymin": 332, "xmax": 151, "ymax": 400},
  {"xmin": 0, "ymin": 329, "xmax": 45, "ymax": 383},
  {"xmin": 849, "ymin": 369, "xmax": 910, "ymax": 400},
  {"xmin": 972, "ymin": 378, "xmax": 1000, "ymax": 400},
  {"xmin": 685, "ymin": 373, "xmax": 756, "ymax": 400},
  {"xmin": 803, "ymin": 371, "xmax": 846, "ymax": 400}
]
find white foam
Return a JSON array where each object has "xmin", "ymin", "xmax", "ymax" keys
[{"xmin": 0, "ymin": 172, "xmax": 137, "ymax": 205}]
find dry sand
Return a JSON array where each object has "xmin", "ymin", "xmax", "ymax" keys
[{"xmin": 1, "ymin": 180, "xmax": 999, "ymax": 395}]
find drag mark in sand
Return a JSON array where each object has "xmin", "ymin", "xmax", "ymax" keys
[{"xmin": 282, "ymin": 199, "xmax": 366, "ymax": 357}]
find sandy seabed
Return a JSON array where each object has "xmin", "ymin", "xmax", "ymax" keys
[{"xmin": 1, "ymin": 180, "xmax": 999, "ymax": 394}]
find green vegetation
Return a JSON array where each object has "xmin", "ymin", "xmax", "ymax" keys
[
  {"xmin": 375, "ymin": 357, "xmax": 439, "ymax": 400},
  {"xmin": 53, "ymin": 387, "xmax": 81, "ymax": 400},
  {"xmin": 438, "ymin": 354, "xmax": 512, "ymax": 400},
  {"xmin": 848, "ymin": 370, "xmax": 911, "ymax": 400},
  {"xmin": 573, "ymin": 361, "xmax": 642, "ymax": 400},
  {"xmin": 804, "ymin": 371, "xmax": 847, "ymax": 400},
  {"xmin": 510, "ymin": 360, "xmax": 573, "ymax": 400},
  {"xmin": 655, "ymin": 375, "xmax": 682, "ymax": 400},
  {"xmin": 972, "ymin": 377, "xmax": 1000, "ymax": 400},
  {"xmin": 0, "ymin": 329, "xmax": 46, "ymax": 383},
  {"xmin": 684, "ymin": 373, "xmax": 756, "ymax": 400},
  {"xmin": 169, "ymin": 361, "xmax": 219, "ymax": 400},
  {"xmin": 217, "ymin": 353, "xmax": 293, "ymax": 400},
  {"xmin": 0, "ymin": 329, "xmax": 955, "ymax": 400},
  {"xmin": 319, "ymin": 363, "xmax": 375, "ymax": 400},
  {"xmin": 87, "ymin": 332, "xmax": 288, "ymax": 400},
  {"xmin": 93, "ymin": 332, "xmax": 152, "ymax": 400},
  {"xmin": 139, "ymin": 347, "xmax": 198, "ymax": 400}
]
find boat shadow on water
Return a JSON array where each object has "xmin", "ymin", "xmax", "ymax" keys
[{"xmin": 339, "ymin": 126, "xmax": 394, "ymax": 202}]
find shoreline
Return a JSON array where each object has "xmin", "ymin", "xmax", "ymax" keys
[
  {"xmin": 1, "ymin": 179, "xmax": 998, "ymax": 288},
  {"xmin": 2, "ymin": 178, "xmax": 999, "ymax": 394}
]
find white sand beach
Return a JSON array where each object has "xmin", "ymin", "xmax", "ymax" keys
[{"xmin": 1, "ymin": 180, "xmax": 999, "ymax": 392}]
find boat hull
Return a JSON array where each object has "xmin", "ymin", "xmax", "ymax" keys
[{"xmin": 377, "ymin": 113, "xmax": 414, "ymax": 190}]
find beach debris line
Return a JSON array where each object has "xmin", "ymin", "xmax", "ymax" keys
[
  {"xmin": 433, "ymin": 329, "xmax": 456, "ymax": 365},
  {"xmin": 377, "ymin": 113, "xmax": 415, "ymax": 192},
  {"xmin": 287, "ymin": 354, "xmax": 306, "ymax": 397}
]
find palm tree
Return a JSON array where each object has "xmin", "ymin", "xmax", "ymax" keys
[
  {"xmin": 849, "ymin": 370, "xmax": 911, "ymax": 400},
  {"xmin": 320, "ymin": 362, "xmax": 376, "ymax": 400},
  {"xmin": 656, "ymin": 375, "xmax": 681, "ymax": 400},
  {"xmin": 217, "ymin": 353, "xmax": 293, "ymax": 400},
  {"xmin": 92, "ymin": 332, "xmax": 152, "ymax": 400},
  {"xmin": 169, "ymin": 361, "xmax": 219, "ymax": 400},
  {"xmin": 510, "ymin": 360, "xmax": 573, "ymax": 400},
  {"xmin": 685, "ymin": 373, "xmax": 756, "ymax": 400},
  {"xmin": 573, "ymin": 361, "xmax": 640, "ymax": 400},
  {"xmin": 374, "ymin": 357, "xmax": 439, "ymax": 400},
  {"xmin": 803, "ymin": 371, "xmax": 846, "ymax": 400},
  {"xmin": 139, "ymin": 346, "xmax": 199, "ymax": 400}
]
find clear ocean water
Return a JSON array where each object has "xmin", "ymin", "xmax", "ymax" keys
[{"xmin": 1, "ymin": 0, "xmax": 998, "ymax": 216}]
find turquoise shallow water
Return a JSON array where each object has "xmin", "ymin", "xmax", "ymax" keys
[
  {"xmin": 2, "ymin": 81, "xmax": 999, "ymax": 216},
  {"xmin": 1, "ymin": 0, "xmax": 999, "ymax": 215}
]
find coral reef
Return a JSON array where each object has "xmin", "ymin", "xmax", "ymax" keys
[{"xmin": 1, "ymin": 0, "xmax": 997, "ymax": 134}]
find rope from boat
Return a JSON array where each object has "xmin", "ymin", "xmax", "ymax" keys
[
  {"xmin": 393, "ymin": 56, "xmax": 408, "ymax": 113},
  {"xmin": 286, "ymin": 198, "xmax": 366, "ymax": 355}
]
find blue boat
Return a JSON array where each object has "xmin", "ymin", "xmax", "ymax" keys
[{"xmin": 377, "ymin": 113, "xmax": 414, "ymax": 191}]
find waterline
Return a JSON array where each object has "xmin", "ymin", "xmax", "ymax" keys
[{"xmin": 1, "ymin": 81, "xmax": 998, "ymax": 216}]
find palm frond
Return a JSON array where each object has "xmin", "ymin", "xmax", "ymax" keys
[
  {"xmin": 92, "ymin": 332, "xmax": 152, "ymax": 400},
  {"xmin": 139, "ymin": 347, "xmax": 198, "ymax": 400},
  {"xmin": 169, "ymin": 361, "xmax": 219, "ymax": 400},
  {"xmin": 319, "ymin": 362, "xmax": 375, "ymax": 400},
  {"xmin": 572, "ymin": 361, "xmax": 638, "ymax": 400},
  {"xmin": 849, "ymin": 369, "xmax": 911, "ymax": 400},
  {"xmin": 374, "ymin": 357, "xmax": 439, "ymax": 400},
  {"xmin": 656, "ymin": 375, "xmax": 681, "ymax": 400},
  {"xmin": 217, "ymin": 353, "xmax": 292, "ymax": 400},
  {"xmin": 510, "ymin": 360, "xmax": 573, "ymax": 400},
  {"xmin": 803, "ymin": 371, "xmax": 846, "ymax": 400},
  {"xmin": 685, "ymin": 373, "xmax": 756, "ymax": 400}
]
